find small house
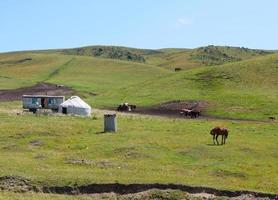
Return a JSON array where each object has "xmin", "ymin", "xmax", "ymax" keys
[
  {"xmin": 22, "ymin": 95, "xmax": 65, "ymax": 112},
  {"xmin": 58, "ymin": 96, "xmax": 91, "ymax": 116}
]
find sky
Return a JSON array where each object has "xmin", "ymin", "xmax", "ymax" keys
[{"xmin": 1, "ymin": 0, "xmax": 278, "ymax": 52}]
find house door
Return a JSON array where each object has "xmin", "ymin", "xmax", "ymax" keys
[
  {"xmin": 41, "ymin": 98, "xmax": 45, "ymax": 108},
  {"xmin": 62, "ymin": 107, "xmax": 67, "ymax": 114}
]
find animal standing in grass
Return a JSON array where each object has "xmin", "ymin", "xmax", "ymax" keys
[
  {"xmin": 179, "ymin": 109, "xmax": 200, "ymax": 118},
  {"xmin": 117, "ymin": 103, "xmax": 136, "ymax": 112},
  {"xmin": 210, "ymin": 127, "xmax": 229, "ymax": 145}
]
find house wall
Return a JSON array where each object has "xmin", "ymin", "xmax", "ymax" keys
[{"xmin": 22, "ymin": 96, "xmax": 65, "ymax": 110}]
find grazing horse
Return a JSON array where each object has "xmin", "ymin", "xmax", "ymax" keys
[{"xmin": 210, "ymin": 127, "xmax": 229, "ymax": 145}]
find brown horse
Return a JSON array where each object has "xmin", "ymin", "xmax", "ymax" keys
[{"xmin": 210, "ymin": 127, "xmax": 229, "ymax": 145}]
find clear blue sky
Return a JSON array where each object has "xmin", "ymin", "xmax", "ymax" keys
[{"xmin": 1, "ymin": 0, "xmax": 277, "ymax": 52}]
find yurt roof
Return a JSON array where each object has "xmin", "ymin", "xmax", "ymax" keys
[{"xmin": 60, "ymin": 96, "xmax": 91, "ymax": 109}]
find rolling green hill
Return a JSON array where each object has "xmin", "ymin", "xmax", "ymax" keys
[
  {"xmin": 119, "ymin": 53, "xmax": 278, "ymax": 120},
  {"xmin": 32, "ymin": 45, "xmax": 273, "ymax": 70},
  {"xmin": 0, "ymin": 45, "xmax": 277, "ymax": 120},
  {"xmin": 61, "ymin": 45, "xmax": 160, "ymax": 63},
  {"xmin": 145, "ymin": 45, "xmax": 272, "ymax": 70},
  {"xmin": 0, "ymin": 45, "xmax": 277, "ymax": 197},
  {"xmin": 189, "ymin": 45, "xmax": 271, "ymax": 66}
]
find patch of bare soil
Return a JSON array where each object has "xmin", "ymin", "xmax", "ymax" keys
[
  {"xmin": 0, "ymin": 176, "xmax": 276, "ymax": 199},
  {"xmin": 115, "ymin": 100, "xmax": 269, "ymax": 122},
  {"xmin": 65, "ymin": 158, "xmax": 94, "ymax": 166},
  {"xmin": 0, "ymin": 176, "xmax": 38, "ymax": 192},
  {"xmin": 113, "ymin": 146, "xmax": 149, "ymax": 159},
  {"xmin": 65, "ymin": 158, "xmax": 126, "ymax": 169},
  {"xmin": 42, "ymin": 183, "xmax": 277, "ymax": 199},
  {"xmin": 0, "ymin": 82, "xmax": 74, "ymax": 102},
  {"xmin": 0, "ymin": 58, "xmax": 32, "ymax": 65},
  {"xmin": 29, "ymin": 139, "xmax": 43, "ymax": 147},
  {"xmin": 134, "ymin": 100, "xmax": 208, "ymax": 118}
]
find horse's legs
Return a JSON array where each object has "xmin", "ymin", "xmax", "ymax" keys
[
  {"xmin": 215, "ymin": 134, "xmax": 219, "ymax": 145},
  {"xmin": 223, "ymin": 136, "xmax": 226, "ymax": 144},
  {"xmin": 213, "ymin": 134, "xmax": 215, "ymax": 145},
  {"xmin": 221, "ymin": 135, "xmax": 224, "ymax": 145}
]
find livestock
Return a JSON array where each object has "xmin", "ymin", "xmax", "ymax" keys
[
  {"xmin": 117, "ymin": 103, "xmax": 136, "ymax": 112},
  {"xmin": 180, "ymin": 109, "xmax": 200, "ymax": 118},
  {"xmin": 210, "ymin": 127, "xmax": 229, "ymax": 145}
]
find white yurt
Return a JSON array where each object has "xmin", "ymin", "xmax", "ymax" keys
[{"xmin": 59, "ymin": 96, "xmax": 91, "ymax": 116}]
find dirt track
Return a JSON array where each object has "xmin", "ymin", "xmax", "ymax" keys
[
  {"xmin": 134, "ymin": 100, "xmax": 206, "ymax": 118},
  {"xmin": 0, "ymin": 82, "xmax": 74, "ymax": 102},
  {"xmin": 0, "ymin": 176, "xmax": 277, "ymax": 199},
  {"xmin": 114, "ymin": 101, "xmax": 273, "ymax": 123},
  {"xmin": 0, "ymin": 84, "xmax": 274, "ymax": 122}
]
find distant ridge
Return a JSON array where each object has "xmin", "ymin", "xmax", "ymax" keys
[{"xmin": 61, "ymin": 45, "xmax": 161, "ymax": 63}]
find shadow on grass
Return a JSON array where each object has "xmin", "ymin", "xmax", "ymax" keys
[
  {"xmin": 95, "ymin": 131, "xmax": 106, "ymax": 135},
  {"xmin": 95, "ymin": 131, "xmax": 117, "ymax": 135},
  {"xmin": 206, "ymin": 143, "xmax": 225, "ymax": 146}
]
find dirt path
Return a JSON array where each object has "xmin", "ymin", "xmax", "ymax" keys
[
  {"xmin": 44, "ymin": 58, "xmax": 75, "ymax": 81},
  {"xmin": 0, "ymin": 82, "xmax": 74, "ymax": 102},
  {"xmin": 0, "ymin": 84, "xmax": 275, "ymax": 123},
  {"xmin": 133, "ymin": 108, "xmax": 271, "ymax": 123},
  {"xmin": 128, "ymin": 100, "xmax": 275, "ymax": 123}
]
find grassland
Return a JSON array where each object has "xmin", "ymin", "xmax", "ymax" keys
[
  {"xmin": 0, "ymin": 45, "xmax": 277, "ymax": 198},
  {"xmin": 0, "ymin": 102, "xmax": 277, "ymax": 194}
]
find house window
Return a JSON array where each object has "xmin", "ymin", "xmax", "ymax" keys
[
  {"xmin": 48, "ymin": 98, "xmax": 57, "ymax": 105},
  {"xmin": 32, "ymin": 98, "xmax": 38, "ymax": 104}
]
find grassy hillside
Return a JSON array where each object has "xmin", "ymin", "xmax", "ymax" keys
[
  {"xmin": 62, "ymin": 45, "xmax": 160, "ymax": 63},
  {"xmin": 189, "ymin": 45, "xmax": 271, "ymax": 66},
  {"xmin": 117, "ymin": 53, "xmax": 278, "ymax": 120},
  {"xmin": 43, "ymin": 45, "xmax": 273, "ymax": 71},
  {"xmin": 47, "ymin": 52, "xmax": 278, "ymax": 120},
  {"xmin": 145, "ymin": 45, "xmax": 272, "ymax": 71},
  {"xmin": 0, "ymin": 47, "xmax": 277, "ymax": 120},
  {"xmin": 0, "ymin": 52, "xmax": 71, "ymax": 89},
  {"xmin": 0, "ymin": 45, "xmax": 277, "ymax": 198}
]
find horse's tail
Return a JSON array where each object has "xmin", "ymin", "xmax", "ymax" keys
[{"xmin": 225, "ymin": 129, "xmax": 229, "ymax": 139}]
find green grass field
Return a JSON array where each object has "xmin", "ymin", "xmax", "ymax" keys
[
  {"xmin": 0, "ymin": 46, "xmax": 277, "ymax": 198},
  {"xmin": 0, "ymin": 102, "xmax": 277, "ymax": 194}
]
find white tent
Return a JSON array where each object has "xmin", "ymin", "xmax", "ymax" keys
[{"xmin": 59, "ymin": 96, "xmax": 91, "ymax": 116}]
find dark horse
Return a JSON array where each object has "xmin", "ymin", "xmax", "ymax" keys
[
  {"xmin": 210, "ymin": 127, "xmax": 229, "ymax": 145},
  {"xmin": 117, "ymin": 103, "xmax": 136, "ymax": 112},
  {"xmin": 180, "ymin": 109, "xmax": 200, "ymax": 118}
]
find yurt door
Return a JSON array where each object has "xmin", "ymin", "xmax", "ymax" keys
[{"xmin": 62, "ymin": 107, "xmax": 67, "ymax": 114}]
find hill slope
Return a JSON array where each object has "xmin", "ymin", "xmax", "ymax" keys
[
  {"xmin": 0, "ymin": 46, "xmax": 277, "ymax": 120},
  {"xmin": 146, "ymin": 45, "xmax": 272, "ymax": 70},
  {"xmin": 61, "ymin": 45, "xmax": 160, "ymax": 63},
  {"xmin": 46, "ymin": 45, "xmax": 273, "ymax": 70},
  {"xmin": 0, "ymin": 46, "xmax": 277, "ymax": 196},
  {"xmin": 119, "ymin": 53, "xmax": 278, "ymax": 120}
]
